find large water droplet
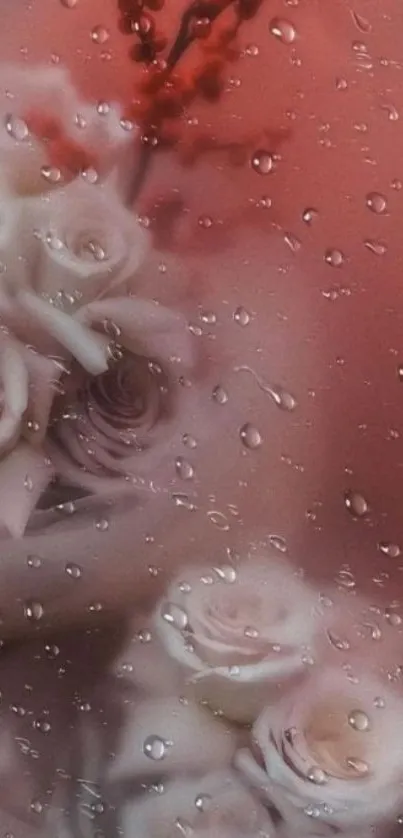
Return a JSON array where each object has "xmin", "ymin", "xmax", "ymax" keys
[
  {"xmin": 234, "ymin": 306, "xmax": 251, "ymax": 326},
  {"xmin": 325, "ymin": 248, "xmax": 345, "ymax": 267},
  {"xmin": 251, "ymin": 150, "xmax": 275, "ymax": 175},
  {"xmin": 212, "ymin": 385, "xmax": 228, "ymax": 405},
  {"xmin": 345, "ymin": 756, "xmax": 369, "ymax": 775},
  {"xmin": 161, "ymin": 602, "xmax": 189, "ymax": 630},
  {"xmin": 307, "ymin": 766, "xmax": 328, "ymax": 785},
  {"xmin": 240, "ymin": 423, "xmax": 262, "ymax": 449},
  {"xmin": 143, "ymin": 735, "xmax": 168, "ymax": 761},
  {"xmin": 348, "ymin": 709, "xmax": 371, "ymax": 732},
  {"xmin": 269, "ymin": 17, "xmax": 297, "ymax": 44},
  {"xmin": 344, "ymin": 490, "xmax": 369, "ymax": 517},
  {"xmin": 175, "ymin": 457, "xmax": 194, "ymax": 481},
  {"xmin": 91, "ymin": 25, "xmax": 110, "ymax": 44},
  {"xmin": 378, "ymin": 541, "xmax": 401, "ymax": 559},
  {"xmin": 5, "ymin": 114, "xmax": 29, "ymax": 141},
  {"xmin": 27, "ymin": 555, "xmax": 42, "ymax": 569},
  {"xmin": 364, "ymin": 239, "xmax": 387, "ymax": 255},
  {"xmin": 366, "ymin": 192, "xmax": 388, "ymax": 214},
  {"xmin": 24, "ymin": 601, "xmax": 44, "ymax": 621},
  {"xmin": 65, "ymin": 563, "xmax": 82, "ymax": 579},
  {"xmin": 194, "ymin": 793, "xmax": 212, "ymax": 812}
]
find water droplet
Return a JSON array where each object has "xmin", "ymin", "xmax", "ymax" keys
[
  {"xmin": 234, "ymin": 306, "xmax": 251, "ymax": 326},
  {"xmin": 378, "ymin": 541, "xmax": 401, "ymax": 558},
  {"xmin": 345, "ymin": 756, "xmax": 369, "ymax": 775},
  {"xmin": 269, "ymin": 17, "xmax": 296, "ymax": 44},
  {"xmin": 24, "ymin": 601, "xmax": 44, "ymax": 621},
  {"xmin": 269, "ymin": 385, "xmax": 297, "ymax": 411},
  {"xmin": 95, "ymin": 517, "xmax": 109, "ymax": 531},
  {"xmin": 161, "ymin": 602, "xmax": 188, "ymax": 630},
  {"xmin": 348, "ymin": 709, "xmax": 371, "ymax": 732},
  {"xmin": 302, "ymin": 207, "xmax": 318, "ymax": 225},
  {"xmin": 240, "ymin": 423, "xmax": 262, "ymax": 449},
  {"xmin": 212, "ymin": 385, "xmax": 228, "ymax": 405},
  {"xmin": 344, "ymin": 490, "xmax": 369, "ymax": 517},
  {"xmin": 251, "ymin": 150, "xmax": 275, "ymax": 175},
  {"xmin": 268, "ymin": 534, "xmax": 288, "ymax": 553},
  {"xmin": 194, "ymin": 793, "xmax": 212, "ymax": 812},
  {"xmin": 213, "ymin": 565, "xmax": 237, "ymax": 583},
  {"xmin": 364, "ymin": 239, "xmax": 387, "ymax": 255},
  {"xmin": 325, "ymin": 248, "xmax": 344, "ymax": 267},
  {"xmin": 27, "ymin": 555, "xmax": 42, "ymax": 569},
  {"xmin": 40, "ymin": 165, "xmax": 62, "ymax": 184},
  {"xmin": 175, "ymin": 457, "xmax": 194, "ymax": 481},
  {"xmin": 335, "ymin": 568, "xmax": 356, "ymax": 589},
  {"xmin": 198, "ymin": 215, "xmax": 213, "ymax": 229},
  {"xmin": 182, "ymin": 433, "xmax": 197, "ymax": 449},
  {"xmin": 5, "ymin": 114, "xmax": 29, "ymax": 141},
  {"xmin": 326, "ymin": 630, "xmax": 351, "ymax": 651},
  {"xmin": 366, "ymin": 192, "xmax": 388, "ymax": 214},
  {"xmin": 143, "ymin": 735, "xmax": 168, "ymax": 761},
  {"xmin": 65, "ymin": 563, "xmax": 82, "ymax": 579},
  {"xmin": 351, "ymin": 10, "xmax": 372, "ymax": 32},
  {"xmin": 61, "ymin": 0, "xmax": 78, "ymax": 7},
  {"xmin": 307, "ymin": 766, "xmax": 328, "ymax": 785},
  {"xmin": 207, "ymin": 510, "xmax": 230, "ymax": 531},
  {"xmin": 24, "ymin": 475, "xmax": 33, "ymax": 492},
  {"xmin": 91, "ymin": 25, "xmax": 110, "ymax": 44},
  {"xmin": 30, "ymin": 800, "xmax": 43, "ymax": 815},
  {"xmin": 385, "ymin": 610, "xmax": 402, "ymax": 627},
  {"xmin": 200, "ymin": 310, "xmax": 217, "ymax": 325}
]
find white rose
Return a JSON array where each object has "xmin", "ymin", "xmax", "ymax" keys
[
  {"xmin": 0, "ymin": 63, "xmax": 134, "ymax": 197},
  {"xmin": 153, "ymin": 559, "xmax": 321, "ymax": 722},
  {"xmin": 236, "ymin": 667, "xmax": 403, "ymax": 834},
  {"xmin": 121, "ymin": 771, "xmax": 275, "ymax": 838},
  {"xmin": 24, "ymin": 179, "xmax": 148, "ymax": 299}
]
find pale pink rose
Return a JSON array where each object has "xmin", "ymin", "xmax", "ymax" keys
[
  {"xmin": 153, "ymin": 559, "xmax": 321, "ymax": 722},
  {"xmin": 108, "ymin": 696, "xmax": 236, "ymax": 784},
  {"xmin": 121, "ymin": 771, "xmax": 276, "ymax": 838},
  {"xmin": 236, "ymin": 667, "xmax": 403, "ymax": 834}
]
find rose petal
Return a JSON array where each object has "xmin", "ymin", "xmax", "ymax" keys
[
  {"xmin": 108, "ymin": 696, "xmax": 236, "ymax": 783},
  {"xmin": 77, "ymin": 297, "xmax": 194, "ymax": 373},
  {"xmin": 17, "ymin": 289, "xmax": 110, "ymax": 374},
  {"xmin": 0, "ymin": 340, "xmax": 29, "ymax": 454},
  {"xmin": 0, "ymin": 442, "xmax": 54, "ymax": 537},
  {"xmin": 32, "ymin": 181, "xmax": 148, "ymax": 300}
]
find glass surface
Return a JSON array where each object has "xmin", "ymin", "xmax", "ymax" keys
[{"xmin": 0, "ymin": 1, "xmax": 403, "ymax": 836}]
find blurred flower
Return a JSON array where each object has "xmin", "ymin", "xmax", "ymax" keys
[
  {"xmin": 153, "ymin": 559, "xmax": 321, "ymax": 722},
  {"xmin": 120, "ymin": 770, "xmax": 275, "ymax": 838},
  {"xmin": 236, "ymin": 667, "xmax": 403, "ymax": 834}
]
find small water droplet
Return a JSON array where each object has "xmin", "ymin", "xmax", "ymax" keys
[
  {"xmin": 41, "ymin": 165, "xmax": 62, "ymax": 184},
  {"xmin": 345, "ymin": 756, "xmax": 369, "ymax": 775},
  {"xmin": 182, "ymin": 433, "xmax": 197, "ymax": 449},
  {"xmin": 212, "ymin": 385, "xmax": 228, "ymax": 405},
  {"xmin": 348, "ymin": 709, "xmax": 371, "ymax": 731},
  {"xmin": 207, "ymin": 510, "xmax": 230, "ymax": 531},
  {"xmin": 198, "ymin": 215, "xmax": 213, "ymax": 229},
  {"xmin": 175, "ymin": 457, "xmax": 194, "ymax": 481},
  {"xmin": 336, "ymin": 568, "xmax": 356, "ymax": 589},
  {"xmin": 161, "ymin": 602, "xmax": 188, "ymax": 630},
  {"xmin": 24, "ymin": 601, "xmax": 44, "ymax": 621},
  {"xmin": 24, "ymin": 475, "xmax": 33, "ymax": 492},
  {"xmin": 364, "ymin": 239, "xmax": 387, "ymax": 255},
  {"xmin": 302, "ymin": 207, "xmax": 318, "ymax": 225},
  {"xmin": 378, "ymin": 541, "xmax": 401, "ymax": 558},
  {"xmin": 385, "ymin": 610, "xmax": 402, "ymax": 627},
  {"xmin": 30, "ymin": 800, "xmax": 43, "ymax": 815},
  {"xmin": 307, "ymin": 766, "xmax": 328, "ymax": 785},
  {"xmin": 344, "ymin": 490, "xmax": 369, "ymax": 517},
  {"xmin": 325, "ymin": 248, "xmax": 345, "ymax": 267},
  {"xmin": 27, "ymin": 555, "xmax": 42, "ymax": 569},
  {"xmin": 234, "ymin": 306, "xmax": 251, "ymax": 326},
  {"xmin": 95, "ymin": 517, "xmax": 109, "ymax": 531},
  {"xmin": 327, "ymin": 630, "xmax": 351, "ymax": 651},
  {"xmin": 269, "ymin": 534, "xmax": 288, "ymax": 553},
  {"xmin": 366, "ymin": 192, "xmax": 387, "ymax": 214},
  {"xmin": 5, "ymin": 114, "xmax": 29, "ymax": 141},
  {"xmin": 269, "ymin": 17, "xmax": 296, "ymax": 44},
  {"xmin": 251, "ymin": 150, "xmax": 275, "ymax": 175},
  {"xmin": 143, "ymin": 735, "xmax": 168, "ymax": 761},
  {"xmin": 194, "ymin": 793, "xmax": 212, "ymax": 812},
  {"xmin": 240, "ymin": 423, "xmax": 262, "ymax": 449},
  {"xmin": 351, "ymin": 10, "xmax": 372, "ymax": 32},
  {"xmin": 61, "ymin": 0, "xmax": 78, "ymax": 7},
  {"xmin": 213, "ymin": 565, "xmax": 237, "ymax": 583},
  {"xmin": 65, "ymin": 563, "xmax": 82, "ymax": 579},
  {"xmin": 91, "ymin": 25, "xmax": 110, "ymax": 43}
]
